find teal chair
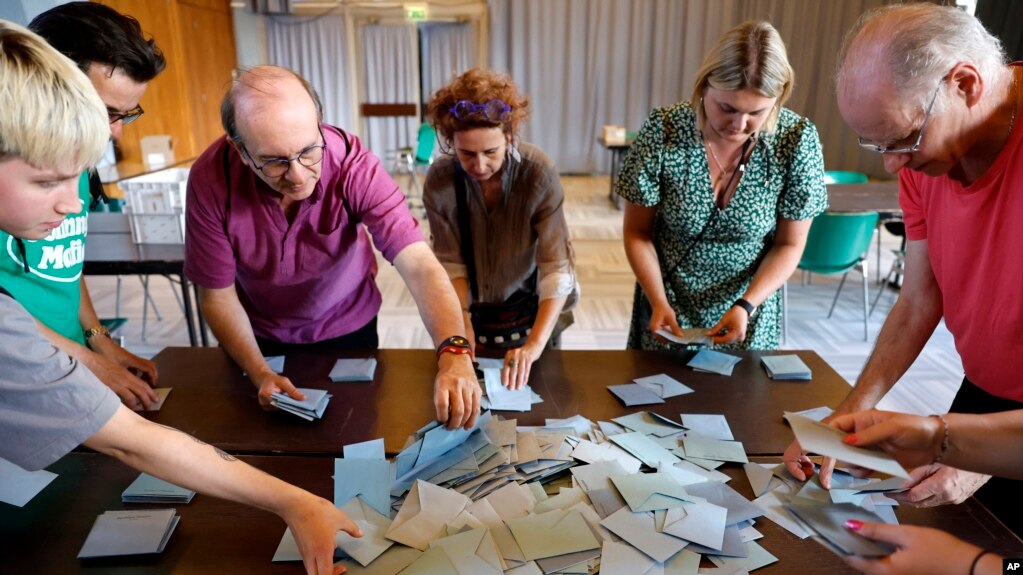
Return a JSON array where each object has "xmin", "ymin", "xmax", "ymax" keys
[
  {"xmin": 823, "ymin": 171, "xmax": 868, "ymax": 185},
  {"xmin": 783, "ymin": 211, "xmax": 880, "ymax": 341}
]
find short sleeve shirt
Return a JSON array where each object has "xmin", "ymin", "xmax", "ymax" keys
[
  {"xmin": 0, "ymin": 292, "xmax": 119, "ymax": 471},
  {"xmin": 184, "ymin": 125, "xmax": 424, "ymax": 344},
  {"xmin": 616, "ymin": 101, "xmax": 827, "ymax": 350}
]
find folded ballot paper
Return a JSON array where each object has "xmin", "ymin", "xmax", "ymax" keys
[
  {"xmin": 761, "ymin": 355, "xmax": 812, "ymax": 381},
  {"xmin": 482, "ymin": 367, "xmax": 541, "ymax": 411},
  {"xmin": 687, "ymin": 349, "xmax": 742, "ymax": 376},
  {"xmin": 270, "ymin": 388, "xmax": 331, "ymax": 421},
  {"xmin": 785, "ymin": 501, "xmax": 896, "ymax": 557},
  {"xmin": 78, "ymin": 508, "xmax": 180, "ymax": 558},
  {"xmin": 122, "ymin": 473, "xmax": 195, "ymax": 504},
  {"xmin": 329, "ymin": 358, "xmax": 377, "ymax": 382},
  {"xmin": 655, "ymin": 327, "xmax": 713, "ymax": 346}
]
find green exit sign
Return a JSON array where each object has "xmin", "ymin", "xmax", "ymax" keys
[{"xmin": 406, "ymin": 5, "xmax": 428, "ymax": 21}]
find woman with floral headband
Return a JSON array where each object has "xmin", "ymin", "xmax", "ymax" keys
[{"xmin": 423, "ymin": 68, "xmax": 578, "ymax": 390}]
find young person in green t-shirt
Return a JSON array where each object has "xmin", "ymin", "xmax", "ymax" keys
[{"xmin": 0, "ymin": 2, "xmax": 166, "ymax": 408}]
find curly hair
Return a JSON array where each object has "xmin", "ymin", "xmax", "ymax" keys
[{"xmin": 426, "ymin": 68, "xmax": 530, "ymax": 145}]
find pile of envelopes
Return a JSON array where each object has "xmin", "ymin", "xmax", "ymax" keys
[
  {"xmin": 273, "ymin": 407, "xmax": 903, "ymax": 573},
  {"xmin": 270, "ymin": 388, "xmax": 331, "ymax": 421}
]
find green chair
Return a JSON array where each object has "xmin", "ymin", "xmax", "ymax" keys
[
  {"xmin": 783, "ymin": 211, "xmax": 879, "ymax": 341},
  {"xmin": 823, "ymin": 171, "xmax": 868, "ymax": 185}
]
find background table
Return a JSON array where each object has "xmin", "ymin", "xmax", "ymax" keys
[
  {"xmin": 85, "ymin": 213, "xmax": 207, "ymax": 346},
  {"xmin": 598, "ymin": 136, "xmax": 634, "ymax": 210},
  {"xmin": 143, "ymin": 347, "xmax": 853, "ymax": 456},
  {"xmin": 826, "ymin": 182, "xmax": 900, "ymax": 214},
  {"xmin": 3, "ymin": 453, "xmax": 1019, "ymax": 574}
]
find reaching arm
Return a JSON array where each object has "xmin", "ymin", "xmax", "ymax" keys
[
  {"xmin": 785, "ymin": 239, "xmax": 943, "ymax": 484},
  {"xmin": 502, "ymin": 295, "xmax": 568, "ymax": 390},
  {"xmin": 77, "ymin": 279, "xmax": 158, "ymax": 384},
  {"xmin": 835, "ymin": 409, "xmax": 1023, "ymax": 480},
  {"xmin": 711, "ymin": 217, "xmax": 811, "ymax": 344},
  {"xmin": 34, "ymin": 317, "xmax": 159, "ymax": 409},
  {"xmin": 623, "ymin": 201, "xmax": 681, "ymax": 338},
  {"xmin": 393, "ymin": 242, "xmax": 479, "ymax": 430},
  {"xmin": 198, "ymin": 285, "xmax": 304, "ymax": 409},
  {"xmin": 84, "ymin": 406, "xmax": 361, "ymax": 575}
]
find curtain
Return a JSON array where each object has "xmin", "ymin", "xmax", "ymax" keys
[
  {"xmin": 266, "ymin": 14, "xmax": 353, "ymax": 133},
  {"xmin": 420, "ymin": 22, "xmax": 478, "ymax": 108},
  {"xmin": 488, "ymin": 0, "xmax": 893, "ymax": 177},
  {"xmin": 360, "ymin": 23, "xmax": 418, "ymax": 161},
  {"xmin": 976, "ymin": 0, "xmax": 1023, "ymax": 61}
]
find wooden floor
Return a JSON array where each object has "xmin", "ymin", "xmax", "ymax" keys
[{"xmin": 85, "ymin": 174, "xmax": 963, "ymax": 416}]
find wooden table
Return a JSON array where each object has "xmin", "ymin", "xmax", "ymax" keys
[
  {"xmin": 827, "ymin": 182, "xmax": 900, "ymax": 214},
  {"xmin": 3, "ymin": 453, "xmax": 1019, "ymax": 574},
  {"xmin": 85, "ymin": 213, "xmax": 207, "ymax": 346},
  {"xmin": 142, "ymin": 347, "xmax": 853, "ymax": 456}
]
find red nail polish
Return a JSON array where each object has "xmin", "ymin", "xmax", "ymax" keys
[
  {"xmin": 843, "ymin": 434, "xmax": 858, "ymax": 444},
  {"xmin": 845, "ymin": 519, "xmax": 863, "ymax": 531}
]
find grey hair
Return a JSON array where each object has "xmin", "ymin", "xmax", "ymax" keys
[
  {"xmin": 220, "ymin": 65, "xmax": 323, "ymax": 143},
  {"xmin": 836, "ymin": 3, "xmax": 1007, "ymax": 115}
]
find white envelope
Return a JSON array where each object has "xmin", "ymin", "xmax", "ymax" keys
[
  {"xmin": 385, "ymin": 480, "xmax": 470, "ymax": 550},
  {"xmin": 599, "ymin": 540, "xmax": 662, "ymax": 575},
  {"xmin": 661, "ymin": 500, "xmax": 728, "ymax": 550},
  {"xmin": 334, "ymin": 497, "xmax": 394, "ymax": 566}
]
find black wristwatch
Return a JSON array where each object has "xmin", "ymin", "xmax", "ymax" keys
[
  {"xmin": 733, "ymin": 298, "xmax": 755, "ymax": 317},
  {"xmin": 436, "ymin": 335, "xmax": 473, "ymax": 359}
]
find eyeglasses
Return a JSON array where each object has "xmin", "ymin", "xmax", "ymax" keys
[
  {"xmin": 858, "ymin": 78, "xmax": 944, "ymax": 155},
  {"xmin": 240, "ymin": 128, "xmax": 326, "ymax": 178},
  {"xmin": 108, "ymin": 105, "xmax": 144, "ymax": 126},
  {"xmin": 449, "ymin": 99, "xmax": 511, "ymax": 121}
]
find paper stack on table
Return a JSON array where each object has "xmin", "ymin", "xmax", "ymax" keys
[
  {"xmin": 607, "ymin": 373, "xmax": 693, "ymax": 406},
  {"xmin": 121, "ymin": 473, "xmax": 196, "ymax": 504},
  {"xmin": 761, "ymin": 355, "xmax": 812, "ymax": 381},
  {"xmin": 270, "ymin": 388, "xmax": 331, "ymax": 421},
  {"xmin": 329, "ymin": 358, "xmax": 378, "ymax": 382},
  {"xmin": 688, "ymin": 349, "xmax": 742, "ymax": 375},
  {"xmin": 78, "ymin": 508, "xmax": 180, "ymax": 558}
]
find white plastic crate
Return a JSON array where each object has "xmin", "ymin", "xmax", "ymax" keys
[{"xmin": 118, "ymin": 168, "xmax": 188, "ymax": 244}]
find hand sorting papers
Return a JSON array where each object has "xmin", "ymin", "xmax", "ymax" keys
[
  {"xmin": 122, "ymin": 473, "xmax": 195, "ymax": 503},
  {"xmin": 78, "ymin": 508, "xmax": 180, "ymax": 558},
  {"xmin": 761, "ymin": 355, "xmax": 812, "ymax": 381},
  {"xmin": 482, "ymin": 368, "xmax": 542, "ymax": 411},
  {"xmin": 655, "ymin": 327, "xmax": 713, "ymax": 346},
  {"xmin": 270, "ymin": 388, "xmax": 330, "ymax": 421},
  {"xmin": 132, "ymin": 387, "xmax": 172, "ymax": 411},
  {"xmin": 687, "ymin": 349, "xmax": 741, "ymax": 376},
  {"xmin": 784, "ymin": 413, "xmax": 909, "ymax": 479}
]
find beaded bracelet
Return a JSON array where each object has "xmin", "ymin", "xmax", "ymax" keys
[
  {"xmin": 931, "ymin": 414, "xmax": 950, "ymax": 465},
  {"xmin": 969, "ymin": 549, "xmax": 994, "ymax": 575}
]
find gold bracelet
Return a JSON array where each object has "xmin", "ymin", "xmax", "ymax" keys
[{"xmin": 83, "ymin": 324, "xmax": 111, "ymax": 341}]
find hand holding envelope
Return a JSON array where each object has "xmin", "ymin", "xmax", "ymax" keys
[{"xmin": 784, "ymin": 413, "xmax": 910, "ymax": 479}]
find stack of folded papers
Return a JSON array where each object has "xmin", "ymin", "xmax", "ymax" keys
[
  {"xmin": 329, "ymin": 358, "xmax": 377, "ymax": 382},
  {"xmin": 785, "ymin": 502, "xmax": 896, "ymax": 557},
  {"xmin": 761, "ymin": 355, "xmax": 812, "ymax": 381},
  {"xmin": 270, "ymin": 388, "xmax": 331, "ymax": 421},
  {"xmin": 78, "ymin": 508, "xmax": 180, "ymax": 558},
  {"xmin": 655, "ymin": 327, "xmax": 713, "ymax": 346},
  {"xmin": 687, "ymin": 349, "xmax": 741, "ymax": 376},
  {"xmin": 121, "ymin": 473, "xmax": 196, "ymax": 504}
]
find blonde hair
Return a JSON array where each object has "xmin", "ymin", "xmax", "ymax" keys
[
  {"xmin": 690, "ymin": 21, "xmax": 794, "ymax": 133},
  {"xmin": 0, "ymin": 19, "xmax": 108, "ymax": 171}
]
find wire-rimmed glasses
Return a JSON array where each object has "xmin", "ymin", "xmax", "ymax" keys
[
  {"xmin": 240, "ymin": 127, "xmax": 326, "ymax": 178},
  {"xmin": 857, "ymin": 78, "xmax": 944, "ymax": 155}
]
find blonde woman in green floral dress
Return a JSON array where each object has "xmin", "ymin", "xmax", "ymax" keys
[{"xmin": 618, "ymin": 20, "xmax": 827, "ymax": 351}]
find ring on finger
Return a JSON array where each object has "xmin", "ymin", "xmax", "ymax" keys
[{"xmin": 508, "ymin": 358, "xmax": 518, "ymax": 367}]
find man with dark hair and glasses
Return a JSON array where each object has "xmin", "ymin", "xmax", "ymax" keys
[
  {"xmin": 784, "ymin": 3, "xmax": 1023, "ymax": 536},
  {"xmin": 185, "ymin": 66, "xmax": 480, "ymax": 430},
  {"xmin": 0, "ymin": 2, "xmax": 166, "ymax": 411}
]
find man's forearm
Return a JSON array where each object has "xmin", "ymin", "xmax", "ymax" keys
[
  {"xmin": 199, "ymin": 288, "xmax": 273, "ymax": 385},
  {"xmin": 395, "ymin": 244, "xmax": 467, "ymax": 346}
]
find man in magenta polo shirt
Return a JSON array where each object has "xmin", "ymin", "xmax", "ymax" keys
[{"xmin": 184, "ymin": 66, "xmax": 479, "ymax": 429}]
